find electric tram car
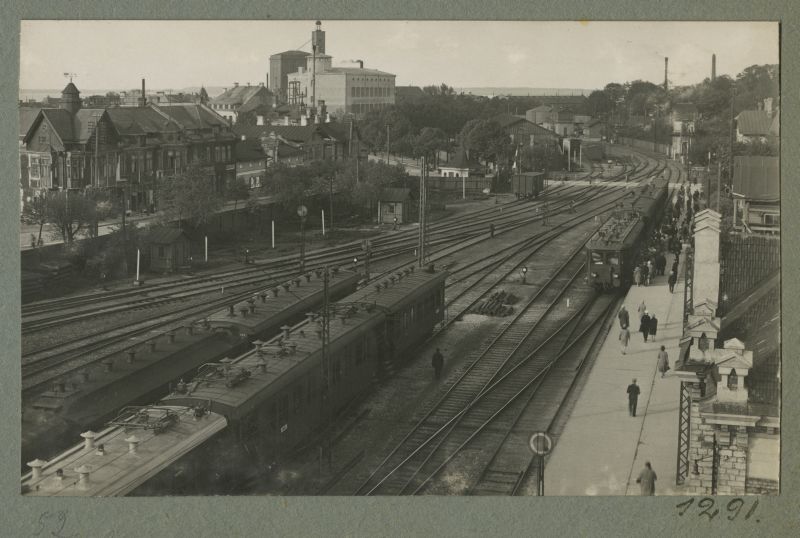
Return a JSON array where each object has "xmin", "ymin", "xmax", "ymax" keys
[
  {"xmin": 23, "ymin": 265, "xmax": 448, "ymax": 496},
  {"xmin": 586, "ymin": 176, "xmax": 670, "ymax": 290}
]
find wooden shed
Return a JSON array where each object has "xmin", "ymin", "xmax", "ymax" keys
[
  {"xmin": 146, "ymin": 227, "xmax": 191, "ymax": 273},
  {"xmin": 378, "ymin": 188, "xmax": 412, "ymax": 225}
]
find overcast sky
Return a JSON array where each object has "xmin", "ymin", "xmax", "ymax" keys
[{"xmin": 20, "ymin": 20, "xmax": 779, "ymax": 92}]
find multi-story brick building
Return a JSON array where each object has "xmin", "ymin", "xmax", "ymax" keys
[{"xmin": 19, "ymin": 82, "xmax": 236, "ymax": 212}]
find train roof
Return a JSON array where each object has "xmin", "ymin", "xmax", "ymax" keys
[
  {"xmin": 163, "ymin": 267, "xmax": 448, "ymax": 418},
  {"xmin": 21, "ymin": 406, "xmax": 226, "ymax": 497},
  {"xmin": 587, "ymin": 177, "xmax": 669, "ymax": 251},
  {"xmin": 205, "ymin": 269, "xmax": 359, "ymax": 333}
]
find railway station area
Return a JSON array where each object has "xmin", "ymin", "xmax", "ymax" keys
[{"xmin": 19, "ymin": 139, "xmax": 780, "ymax": 499}]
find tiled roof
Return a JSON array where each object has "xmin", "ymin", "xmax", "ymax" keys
[
  {"xmin": 527, "ymin": 105, "xmax": 553, "ymax": 113},
  {"xmin": 671, "ymin": 103, "xmax": 698, "ymax": 121},
  {"xmin": 106, "ymin": 107, "xmax": 181, "ymax": 135},
  {"xmin": 72, "ymin": 109, "xmax": 107, "ymax": 143},
  {"xmin": 156, "ymin": 103, "xmax": 231, "ymax": 130},
  {"xmin": 146, "ymin": 227, "xmax": 189, "ymax": 244},
  {"xmin": 235, "ymin": 138, "xmax": 266, "ymax": 162},
  {"xmin": 40, "ymin": 109, "xmax": 76, "ymax": 142},
  {"xmin": 736, "ymin": 110, "xmax": 773, "ymax": 136},
  {"xmin": 236, "ymin": 124, "xmax": 319, "ymax": 143},
  {"xmin": 19, "ymin": 107, "xmax": 43, "ymax": 138},
  {"xmin": 732, "ymin": 156, "xmax": 779, "ymax": 202},
  {"xmin": 380, "ymin": 188, "xmax": 411, "ymax": 202},
  {"xmin": 494, "ymin": 113, "xmax": 525, "ymax": 128},
  {"xmin": 210, "ymin": 85, "xmax": 271, "ymax": 106},
  {"xmin": 442, "ymin": 148, "xmax": 472, "ymax": 169},
  {"xmin": 62, "ymin": 82, "xmax": 79, "ymax": 95}
]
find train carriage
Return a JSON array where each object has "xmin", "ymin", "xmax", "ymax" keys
[
  {"xmin": 25, "ymin": 265, "xmax": 448, "ymax": 495},
  {"xmin": 586, "ymin": 177, "xmax": 670, "ymax": 290},
  {"xmin": 512, "ymin": 172, "xmax": 546, "ymax": 199}
]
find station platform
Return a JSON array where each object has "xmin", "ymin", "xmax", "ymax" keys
[{"xmin": 545, "ymin": 249, "xmax": 688, "ymax": 496}]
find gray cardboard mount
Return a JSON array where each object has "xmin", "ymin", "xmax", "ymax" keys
[{"xmin": 1, "ymin": 1, "xmax": 797, "ymax": 536}]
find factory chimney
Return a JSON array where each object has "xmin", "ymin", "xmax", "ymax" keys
[
  {"xmin": 712, "ymin": 54, "xmax": 717, "ymax": 81},
  {"xmin": 664, "ymin": 58, "xmax": 669, "ymax": 92},
  {"xmin": 139, "ymin": 78, "xmax": 147, "ymax": 107}
]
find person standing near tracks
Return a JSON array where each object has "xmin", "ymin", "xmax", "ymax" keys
[
  {"xmin": 393, "ymin": 216, "xmax": 398, "ymax": 231},
  {"xmin": 489, "ymin": 223, "xmax": 495, "ymax": 238},
  {"xmin": 431, "ymin": 348, "xmax": 444, "ymax": 380},
  {"xmin": 668, "ymin": 270, "xmax": 677, "ymax": 293},
  {"xmin": 640, "ymin": 310, "xmax": 652, "ymax": 342},
  {"xmin": 634, "ymin": 265, "xmax": 642, "ymax": 287},
  {"xmin": 627, "ymin": 379, "xmax": 641, "ymax": 417}
]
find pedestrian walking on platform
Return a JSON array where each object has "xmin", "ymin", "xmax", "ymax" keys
[
  {"xmin": 668, "ymin": 270, "xmax": 677, "ymax": 293},
  {"xmin": 627, "ymin": 379, "xmax": 640, "ymax": 417},
  {"xmin": 489, "ymin": 223, "xmax": 495, "ymax": 238},
  {"xmin": 645, "ymin": 260, "xmax": 653, "ymax": 285},
  {"xmin": 637, "ymin": 301, "xmax": 646, "ymax": 320},
  {"xmin": 636, "ymin": 462, "xmax": 657, "ymax": 495},
  {"xmin": 619, "ymin": 327, "xmax": 631, "ymax": 355},
  {"xmin": 618, "ymin": 306, "xmax": 630, "ymax": 329},
  {"xmin": 657, "ymin": 346, "xmax": 670, "ymax": 378},
  {"xmin": 640, "ymin": 311, "xmax": 651, "ymax": 342},
  {"xmin": 649, "ymin": 314, "xmax": 658, "ymax": 342},
  {"xmin": 633, "ymin": 266, "xmax": 642, "ymax": 287},
  {"xmin": 431, "ymin": 348, "xmax": 444, "ymax": 380}
]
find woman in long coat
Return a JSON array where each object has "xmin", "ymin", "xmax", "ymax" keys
[
  {"xmin": 649, "ymin": 314, "xmax": 658, "ymax": 342},
  {"xmin": 640, "ymin": 311, "xmax": 652, "ymax": 342},
  {"xmin": 633, "ymin": 265, "xmax": 642, "ymax": 287},
  {"xmin": 619, "ymin": 327, "xmax": 631, "ymax": 355},
  {"xmin": 636, "ymin": 462, "xmax": 657, "ymax": 495},
  {"xmin": 657, "ymin": 346, "xmax": 669, "ymax": 377}
]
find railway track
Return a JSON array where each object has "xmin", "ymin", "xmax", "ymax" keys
[{"xmin": 22, "ymin": 149, "xmax": 668, "ymax": 397}]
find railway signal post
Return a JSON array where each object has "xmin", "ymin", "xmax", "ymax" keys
[
  {"xmin": 297, "ymin": 205, "xmax": 308, "ymax": 272},
  {"xmin": 529, "ymin": 431, "xmax": 553, "ymax": 496}
]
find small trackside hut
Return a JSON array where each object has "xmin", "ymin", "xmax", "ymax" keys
[
  {"xmin": 378, "ymin": 188, "xmax": 411, "ymax": 225},
  {"xmin": 146, "ymin": 227, "xmax": 191, "ymax": 273}
]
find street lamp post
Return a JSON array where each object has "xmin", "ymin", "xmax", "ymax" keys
[{"xmin": 297, "ymin": 205, "xmax": 308, "ymax": 272}]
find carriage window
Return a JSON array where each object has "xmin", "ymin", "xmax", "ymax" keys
[
  {"xmin": 608, "ymin": 256, "xmax": 620, "ymax": 265},
  {"xmin": 410, "ymin": 306, "xmax": 416, "ymax": 322},
  {"xmin": 591, "ymin": 252, "xmax": 604, "ymax": 264}
]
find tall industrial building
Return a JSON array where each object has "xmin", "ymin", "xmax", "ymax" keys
[
  {"xmin": 284, "ymin": 21, "xmax": 396, "ymax": 119},
  {"xmin": 270, "ymin": 50, "xmax": 311, "ymax": 103}
]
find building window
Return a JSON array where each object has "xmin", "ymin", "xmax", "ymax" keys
[
  {"xmin": 29, "ymin": 156, "xmax": 40, "ymax": 179},
  {"xmin": 38, "ymin": 136, "xmax": 47, "ymax": 145}
]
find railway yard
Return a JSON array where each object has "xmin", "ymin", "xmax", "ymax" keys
[{"xmin": 22, "ymin": 145, "xmax": 691, "ymax": 495}]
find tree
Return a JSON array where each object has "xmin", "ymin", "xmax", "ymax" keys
[
  {"xmin": 458, "ymin": 119, "xmax": 511, "ymax": 168},
  {"xmin": 588, "ymin": 90, "xmax": 612, "ymax": 117},
  {"xmin": 160, "ymin": 165, "xmax": 223, "ymax": 232},
  {"xmin": 45, "ymin": 191, "xmax": 106, "ymax": 244},
  {"xmin": 21, "ymin": 195, "xmax": 49, "ymax": 245},
  {"xmin": 226, "ymin": 177, "xmax": 252, "ymax": 212},
  {"xmin": 414, "ymin": 127, "xmax": 449, "ymax": 165}
]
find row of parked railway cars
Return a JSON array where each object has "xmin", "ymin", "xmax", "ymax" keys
[
  {"xmin": 22, "ymin": 265, "xmax": 448, "ymax": 496},
  {"xmin": 585, "ymin": 176, "xmax": 670, "ymax": 290},
  {"xmin": 22, "ymin": 268, "xmax": 360, "ymax": 468},
  {"xmin": 511, "ymin": 172, "xmax": 547, "ymax": 200}
]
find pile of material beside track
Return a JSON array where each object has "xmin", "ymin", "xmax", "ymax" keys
[{"xmin": 470, "ymin": 290, "xmax": 518, "ymax": 317}]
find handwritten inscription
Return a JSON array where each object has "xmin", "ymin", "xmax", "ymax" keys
[
  {"xmin": 33, "ymin": 510, "xmax": 77, "ymax": 538},
  {"xmin": 675, "ymin": 497, "xmax": 760, "ymax": 522}
]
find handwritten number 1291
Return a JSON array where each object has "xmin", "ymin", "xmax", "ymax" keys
[{"xmin": 675, "ymin": 497, "xmax": 759, "ymax": 521}]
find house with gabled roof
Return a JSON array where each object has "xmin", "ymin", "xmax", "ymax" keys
[
  {"xmin": 732, "ymin": 156, "xmax": 779, "ymax": 234},
  {"xmin": 209, "ymin": 82, "xmax": 274, "ymax": 123}
]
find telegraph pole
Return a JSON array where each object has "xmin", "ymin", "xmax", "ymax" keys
[
  {"xmin": 386, "ymin": 123, "xmax": 391, "ymax": 164},
  {"xmin": 728, "ymin": 87, "xmax": 736, "ymax": 194},
  {"xmin": 418, "ymin": 156, "xmax": 427, "ymax": 267}
]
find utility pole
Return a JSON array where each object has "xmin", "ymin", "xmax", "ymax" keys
[
  {"xmin": 386, "ymin": 123, "xmax": 391, "ymax": 164},
  {"xmin": 418, "ymin": 156, "xmax": 427, "ymax": 267},
  {"xmin": 728, "ymin": 87, "xmax": 736, "ymax": 195},
  {"xmin": 329, "ymin": 174, "xmax": 334, "ymax": 239}
]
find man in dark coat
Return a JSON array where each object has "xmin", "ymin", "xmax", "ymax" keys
[
  {"xmin": 636, "ymin": 462, "xmax": 657, "ymax": 495},
  {"xmin": 431, "ymin": 348, "xmax": 444, "ymax": 380},
  {"xmin": 668, "ymin": 270, "xmax": 677, "ymax": 293},
  {"xmin": 627, "ymin": 379, "xmax": 640, "ymax": 417},
  {"xmin": 618, "ymin": 306, "xmax": 630, "ymax": 329},
  {"xmin": 640, "ymin": 311, "xmax": 652, "ymax": 342},
  {"xmin": 649, "ymin": 314, "xmax": 658, "ymax": 342}
]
